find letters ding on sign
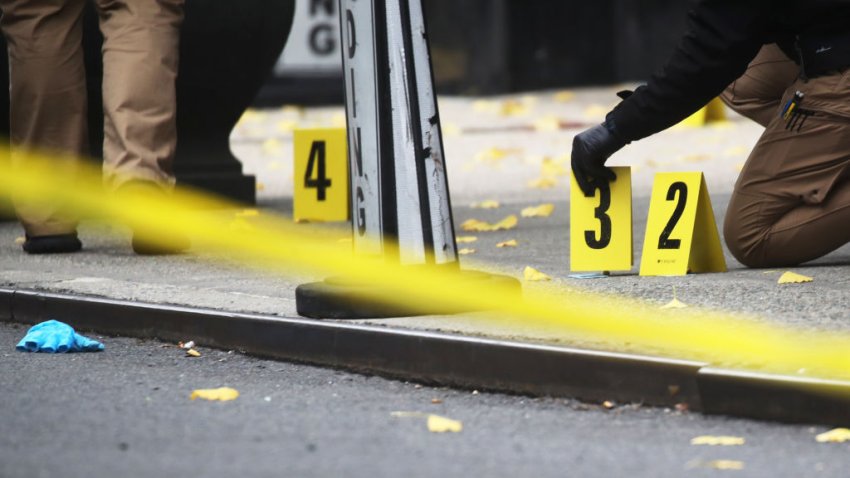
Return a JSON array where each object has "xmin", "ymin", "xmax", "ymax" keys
[
  {"xmin": 639, "ymin": 172, "xmax": 726, "ymax": 276},
  {"xmin": 293, "ymin": 128, "xmax": 350, "ymax": 222},
  {"xmin": 570, "ymin": 167, "xmax": 633, "ymax": 272}
]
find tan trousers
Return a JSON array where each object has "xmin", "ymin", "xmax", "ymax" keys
[
  {"xmin": 1, "ymin": 0, "xmax": 184, "ymax": 236},
  {"xmin": 720, "ymin": 44, "xmax": 850, "ymax": 267}
]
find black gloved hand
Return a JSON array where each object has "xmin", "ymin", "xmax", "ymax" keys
[{"xmin": 571, "ymin": 123, "xmax": 626, "ymax": 197}]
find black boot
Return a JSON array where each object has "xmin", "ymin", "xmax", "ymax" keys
[{"xmin": 23, "ymin": 233, "xmax": 82, "ymax": 254}]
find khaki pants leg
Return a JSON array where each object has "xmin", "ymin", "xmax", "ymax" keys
[
  {"xmin": 724, "ymin": 70, "xmax": 850, "ymax": 267},
  {"xmin": 0, "ymin": 0, "xmax": 87, "ymax": 236},
  {"xmin": 94, "ymin": 0, "xmax": 184, "ymax": 191},
  {"xmin": 720, "ymin": 44, "xmax": 799, "ymax": 127}
]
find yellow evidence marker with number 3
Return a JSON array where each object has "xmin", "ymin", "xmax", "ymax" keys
[
  {"xmin": 570, "ymin": 167, "xmax": 633, "ymax": 272},
  {"xmin": 640, "ymin": 172, "xmax": 726, "ymax": 276},
  {"xmin": 294, "ymin": 128, "xmax": 350, "ymax": 223}
]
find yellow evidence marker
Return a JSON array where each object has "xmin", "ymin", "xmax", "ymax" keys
[
  {"xmin": 293, "ymin": 128, "xmax": 350, "ymax": 222},
  {"xmin": 570, "ymin": 167, "xmax": 633, "ymax": 272},
  {"xmin": 639, "ymin": 172, "xmax": 726, "ymax": 276}
]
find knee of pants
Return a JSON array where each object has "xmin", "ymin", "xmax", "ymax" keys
[{"xmin": 723, "ymin": 214, "xmax": 771, "ymax": 269}]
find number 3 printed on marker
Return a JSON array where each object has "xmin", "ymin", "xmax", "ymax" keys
[{"xmin": 585, "ymin": 182, "xmax": 612, "ymax": 250}]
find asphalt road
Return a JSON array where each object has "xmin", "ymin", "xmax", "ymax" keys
[{"xmin": 1, "ymin": 321, "xmax": 848, "ymax": 478}]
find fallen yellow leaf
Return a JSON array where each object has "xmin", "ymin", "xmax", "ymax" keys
[
  {"xmin": 523, "ymin": 266, "xmax": 552, "ymax": 282},
  {"xmin": 500, "ymin": 99, "xmax": 530, "ymax": 117},
  {"xmin": 470, "ymin": 200, "xmax": 500, "ymax": 209},
  {"xmin": 492, "ymin": 215, "xmax": 518, "ymax": 231},
  {"xmin": 442, "ymin": 122, "xmax": 461, "ymax": 137},
  {"xmin": 186, "ymin": 349, "xmax": 201, "ymax": 357},
  {"xmin": 553, "ymin": 90, "xmax": 576, "ymax": 102},
  {"xmin": 460, "ymin": 215, "xmax": 518, "ymax": 232},
  {"xmin": 521, "ymin": 203, "xmax": 555, "ymax": 218},
  {"xmin": 458, "ymin": 248, "xmax": 476, "ymax": 255},
  {"xmin": 427, "ymin": 414, "xmax": 463, "ymax": 433},
  {"xmin": 691, "ymin": 436, "xmax": 745, "ymax": 446},
  {"xmin": 541, "ymin": 157, "xmax": 569, "ymax": 177},
  {"xmin": 456, "ymin": 236, "xmax": 478, "ymax": 244},
  {"xmin": 583, "ymin": 104, "xmax": 609, "ymax": 120},
  {"xmin": 778, "ymin": 271, "xmax": 813, "ymax": 284},
  {"xmin": 14, "ymin": 236, "xmax": 25, "ymax": 245},
  {"xmin": 256, "ymin": 182, "xmax": 266, "ymax": 192},
  {"xmin": 190, "ymin": 387, "xmax": 239, "ymax": 401},
  {"xmin": 528, "ymin": 177, "xmax": 558, "ymax": 189},
  {"xmin": 816, "ymin": 428, "xmax": 850, "ymax": 443},
  {"xmin": 475, "ymin": 148, "xmax": 516, "ymax": 164},
  {"xmin": 709, "ymin": 460, "xmax": 744, "ymax": 470},
  {"xmin": 661, "ymin": 298, "xmax": 689, "ymax": 310},
  {"xmin": 497, "ymin": 240, "xmax": 518, "ymax": 248}
]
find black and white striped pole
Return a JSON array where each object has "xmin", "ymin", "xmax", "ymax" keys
[{"xmin": 295, "ymin": 0, "xmax": 520, "ymax": 319}]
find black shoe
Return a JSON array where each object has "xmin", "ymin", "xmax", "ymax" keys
[
  {"xmin": 22, "ymin": 233, "xmax": 82, "ymax": 254},
  {"xmin": 131, "ymin": 232, "xmax": 190, "ymax": 256}
]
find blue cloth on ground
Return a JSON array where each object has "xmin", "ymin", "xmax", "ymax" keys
[{"xmin": 16, "ymin": 320, "xmax": 104, "ymax": 353}]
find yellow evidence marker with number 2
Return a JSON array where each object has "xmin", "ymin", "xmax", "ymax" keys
[
  {"xmin": 294, "ymin": 128, "xmax": 350, "ymax": 223},
  {"xmin": 639, "ymin": 172, "xmax": 726, "ymax": 276},
  {"xmin": 570, "ymin": 167, "xmax": 633, "ymax": 272}
]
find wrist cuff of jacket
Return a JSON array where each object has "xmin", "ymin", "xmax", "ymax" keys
[{"xmin": 603, "ymin": 119, "xmax": 630, "ymax": 146}]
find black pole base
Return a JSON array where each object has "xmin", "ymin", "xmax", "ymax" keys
[{"xmin": 296, "ymin": 270, "xmax": 522, "ymax": 320}]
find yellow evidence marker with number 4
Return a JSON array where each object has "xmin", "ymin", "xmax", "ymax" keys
[
  {"xmin": 640, "ymin": 172, "xmax": 726, "ymax": 276},
  {"xmin": 570, "ymin": 167, "xmax": 633, "ymax": 272},
  {"xmin": 294, "ymin": 128, "xmax": 350, "ymax": 222}
]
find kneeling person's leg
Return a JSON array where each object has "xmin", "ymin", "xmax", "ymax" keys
[{"xmin": 724, "ymin": 80, "xmax": 850, "ymax": 267}]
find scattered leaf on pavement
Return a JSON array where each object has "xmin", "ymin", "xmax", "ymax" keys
[
  {"xmin": 778, "ymin": 272, "xmax": 813, "ymax": 284},
  {"xmin": 528, "ymin": 177, "xmax": 558, "ymax": 189},
  {"xmin": 431, "ymin": 398, "xmax": 443, "ymax": 404},
  {"xmin": 456, "ymin": 236, "xmax": 478, "ymax": 244},
  {"xmin": 458, "ymin": 248, "xmax": 476, "ymax": 255},
  {"xmin": 541, "ymin": 157, "xmax": 569, "ymax": 177},
  {"xmin": 523, "ymin": 266, "xmax": 552, "ymax": 282},
  {"xmin": 461, "ymin": 215, "xmax": 518, "ymax": 232},
  {"xmin": 500, "ymin": 99, "xmax": 530, "ymax": 117},
  {"xmin": 427, "ymin": 415, "xmax": 463, "ymax": 433},
  {"xmin": 661, "ymin": 298, "xmax": 689, "ymax": 310},
  {"xmin": 602, "ymin": 401, "xmax": 615, "ymax": 409},
  {"xmin": 14, "ymin": 236, "xmax": 25, "ymax": 245},
  {"xmin": 186, "ymin": 349, "xmax": 201, "ymax": 358},
  {"xmin": 471, "ymin": 200, "xmax": 501, "ymax": 209},
  {"xmin": 190, "ymin": 387, "xmax": 239, "ymax": 401},
  {"xmin": 816, "ymin": 428, "xmax": 850, "ymax": 443},
  {"xmin": 553, "ymin": 90, "xmax": 576, "ymax": 102},
  {"xmin": 521, "ymin": 203, "xmax": 555, "ymax": 218},
  {"xmin": 709, "ymin": 460, "xmax": 744, "ymax": 470},
  {"xmin": 691, "ymin": 436, "xmax": 745, "ymax": 446},
  {"xmin": 497, "ymin": 240, "xmax": 518, "ymax": 248}
]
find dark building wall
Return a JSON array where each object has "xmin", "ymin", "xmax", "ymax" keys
[{"xmin": 261, "ymin": 0, "xmax": 693, "ymax": 103}]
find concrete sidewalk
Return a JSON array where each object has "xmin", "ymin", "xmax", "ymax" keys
[
  {"xmin": 3, "ymin": 87, "xmax": 849, "ymax": 424},
  {"xmin": 1, "ymin": 87, "xmax": 848, "ymax": 339}
]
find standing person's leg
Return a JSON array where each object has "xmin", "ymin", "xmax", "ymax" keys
[
  {"xmin": 720, "ymin": 43, "xmax": 799, "ymax": 127},
  {"xmin": 94, "ymin": 0, "xmax": 188, "ymax": 254},
  {"xmin": 94, "ymin": 0, "xmax": 184, "ymax": 191},
  {"xmin": 724, "ymin": 70, "xmax": 850, "ymax": 267},
  {"xmin": 0, "ymin": 0, "xmax": 87, "ymax": 253}
]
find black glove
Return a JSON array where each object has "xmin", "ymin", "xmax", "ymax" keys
[{"xmin": 571, "ymin": 123, "xmax": 626, "ymax": 197}]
